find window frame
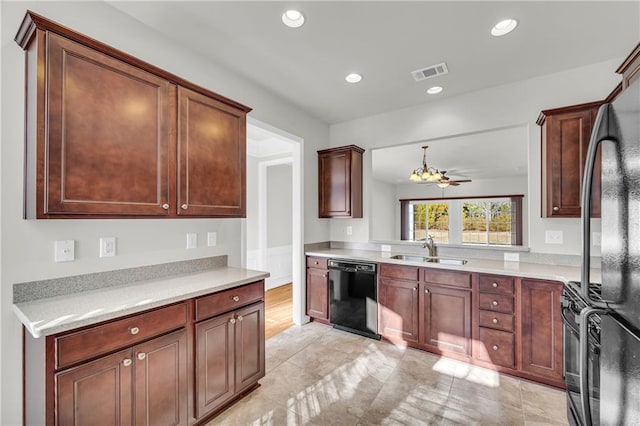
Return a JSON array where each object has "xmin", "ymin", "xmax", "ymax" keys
[{"xmin": 400, "ymin": 194, "xmax": 523, "ymax": 246}]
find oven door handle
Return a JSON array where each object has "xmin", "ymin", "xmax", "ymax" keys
[{"xmin": 579, "ymin": 307, "xmax": 608, "ymax": 426}]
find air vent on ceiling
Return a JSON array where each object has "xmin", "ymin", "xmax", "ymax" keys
[{"xmin": 411, "ymin": 62, "xmax": 449, "ymax": 82}]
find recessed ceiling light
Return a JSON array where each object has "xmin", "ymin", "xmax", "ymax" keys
[
  {"xmin": 282, "ymin": 10, "xmax": 305, "ymax": 28},
  {"xmin": 491, "ymin": 19, "xmax": 518, "ymax": 36},
  {"xmin": 427, "ymin": 86, "xmax": 443, "ymax": 95},
  {"xmin": 345, "ymin": 73, "xmax": 362, "ymax": 83}
]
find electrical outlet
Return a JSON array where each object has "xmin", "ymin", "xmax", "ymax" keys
[
  {"xmin": 592, "ymin": 232, "xmax": 601, "ymax": 246},
  {"xmin": 503, "ymin": 252, "xmax": 520, "ymax": 262},
  {"xmin": 345, "ymin": 226, "xmax": 353, "ymax": 236},
  {"xmin": 186, "ymin": 233, "xmax": 197, "ymax": 249},
  {"xmin": 99, "ymin": 237, "xmax": 116, "ymax": 257},
  {"xmin": 207, "ymin": 232, "xmax": 217, "ymax": 247},
  {"xmin": 54, "ymin": 240, "xmax": 75, "ymax": 262},
  {"xmin": 545, "ymin": 230, "xmax": 564, "ymax": 245},
  {"xmin": 381, "ymin": 245, "xmax": 392, "ymax": 252}
]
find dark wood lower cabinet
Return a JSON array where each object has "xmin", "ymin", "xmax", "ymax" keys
[
  {"xmin": 56, "ymin": 329, "xmax": 187, "ymax": 426},
  {"xmin": 306, "ymin": 267, "xmax": 329, "ymax": 321},
  {"xmin": 520, "ymin": 279, "xmax": 564, "ymax": 382},
  {"xmin": 195, "ymin": 302, "xmax": 265, "ymax": 419},
  {"xmin": 421, "ymin": 284, "xmax": 471, "ymax": 356},
  {"xmin": 378, "ymin": 277, "xmax": 419, "ymax": 343}
]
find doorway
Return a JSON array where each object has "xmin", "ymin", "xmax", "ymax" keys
[{"xmin": 244, "ymin": 118, "xmax": 306, "ymax": 337}]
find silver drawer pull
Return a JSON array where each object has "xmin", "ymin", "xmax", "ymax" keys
[
  {"xmin": 492, "ymin": 282, "xmax": 498, "ymax": 288},
  {"xmin": 492, "ymin": 345, "xmax": 499, "ymax": 351},
  {"xmin": 123, "ymin": 359, "xmax": 132, "ymax": 367},
  {"xmin": 129, "ymin": 327, "xmax": 140, "ymax": 335},
  {"xmin": 230, "ymin": 318, "xmax": 236, "ymax": 324},
  {"xmin": 492, "ymin": 300, "xmax": 499, "ymax": 306},
  {"xmin": 492, "ymin": 318, "xmax": 499, "ymax": 324},
  {"xmin": 137, "ymin": 352, "xmax": 146, "ymax": 361},
  {"xmin": 424, "ymin": 288, "xmax": 429, "ymax": 294},
  {"xmin": 553, "ymin": 206, "xmax": 560, "ymax": 211},
  {"xmin": 162, "ymin": 203, "xmax": 169, "ymax": 210},
  {"xmin": 233, "ymin": 295, "xmax": 240, "ymax": 302},
  {"xmin": 238, "ymin": 316, "xmax": 243, "ymax": 321},
  {"xmin": 181, "ymin": 204, "xmax": 188, "ymax": 210}
]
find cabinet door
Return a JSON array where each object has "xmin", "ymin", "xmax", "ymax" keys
[
  {"xmin": 195, "ymin": 313, "xmax": 235, "ymax": 418},
  {"xmin": 45, "ymin": 33, "xmax": 172, "ymax": 216},
  {"xmin": 234, "ymin": 303, "xmax": 266, "ymax": 392},
  {"xmin": 306, "ymin": 267, "xmax": 329, "ymax": 320},
  {"xmin": 134, "ymin": 329, "xmax": 188, "ymax": 426},
  {"xmin": 421, "ymin": 284, "xmax": 471, "ymax": 356},
  {"xmin": 378, "ymin": 278, "xmax": 419, "ymax": 343},
  {"xmin": 543, "ymin": 106, "xmax": 601, "ymax": 218},
  {"xmin": 317, "ymin": 146, "xmax": 363, "ymax": 218},
  {"xmin": 56, "ymin": 348, "xmax": 134, "ymax": 426},
  {"xmin": 177, "ymin": 86, "xmax": 246, "ymax": 217},
  {"xmin": 520, "ymin": 279, "xmax": 563, "ymax": 381}
]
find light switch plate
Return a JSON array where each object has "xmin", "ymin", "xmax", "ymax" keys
[
  {"xmin": 207, "ymin": 232, "xmax": 217, "ymax": 247},
  {"xmin": 54, "ymin": 240, "xmax": 75, "ymax": 262},
  {"xmin": 345, "ymin": 226, "xmax": 353, "ymax": 236},
  {"xmin": 99, "ymin": 237, "xmax": 116, "ymax": 257},
  {"xmin": 592, "ymin": 232, "xmax": 602, "ymax": 246},
  {"xmin": 545, "ymin": 230, "xmax": 564, "ymax": 245},
  {"xmin": 186, "ymin": 233, "xmax": 197, "ymax": 249},
  {"xmin": 503, "ymin": 252, "xmax": 520, "ymax": 262}
]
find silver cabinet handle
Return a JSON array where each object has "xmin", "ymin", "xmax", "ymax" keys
[
  {"xmin": 492, "ymin": 300, "xmax": 499, "ymax": 306},
  {"xmin": 552, "ymin": 206, "xmax": 560, "ymax": 212},
  {"xmin": 238, "ymin": 316, "xmax": 243, "ymax": 321},
  {"xmin": 492, "ymin": 282, "xmax": 498, "ymax": 288},
  {"xmin": 232, "ymin": 296, "xmax": 240, "ymax": 302},
  {"xmin": 162, "ymin": 203, "xmax": 169, "ymax": 210},
  {"xmin": 181, "ymin": 204, "xmax": 188, "ymax": 210},
  {"xmin": 424, "ymin": 289, "xmax": 429, "ymax": 294},
  {"xmin": 492, "ymin": 345, "xmax": 499, "ymax": 351},
  {"xmin": 137, "ymin": 352, "xmax": 146, "ymax": 361},
  {"xmin": 230, "ymin": 318, "xmax": 236, "ymax": 324},
  {"xmin": 129, "ymin": 327, "xmax": 139, "ymax": 335},
  {"xmin": 314, "ymin": 261, "xmax": 319, "ymax": 265},
  {"xmin": 492, "ymin": 318, "xmax": 499, "ymax": 324},
  {"xmin": 322, "ymin": 274, "xmax": 327, "ymax": 278},
  {"xmin": 123, "ymin": 359, "xmax": 132, "ymax": 367}
]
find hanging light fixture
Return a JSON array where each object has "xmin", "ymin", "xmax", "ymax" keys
[{"xmin": 409, "ymin": 146, "xmax": 443, "ymax": 182}]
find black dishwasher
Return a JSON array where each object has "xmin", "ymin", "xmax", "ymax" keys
[{"xmin": 328, "ymin": 259, "xmax": 380, "ymax": 340}]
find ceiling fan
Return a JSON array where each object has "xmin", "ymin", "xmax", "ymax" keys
[{"xmin": 409, "ymin": 146, "xmax": 472, "ymax": 188}]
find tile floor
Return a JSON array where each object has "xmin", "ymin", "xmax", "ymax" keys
[{"xmin": 208, "ymin": 322, "xmax": 568, "ymax": 425}]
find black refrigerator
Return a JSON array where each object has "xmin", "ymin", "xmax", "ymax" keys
[{"xmin": 577, "ymin": 77, "xmax": 640, "ymax": 425}]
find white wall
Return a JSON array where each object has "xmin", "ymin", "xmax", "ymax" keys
[
  {"xmin": 370, "ymin": 179, "xmax": 396, "ymax": 241},
  {"xmin": 267, "ymin": 164, "xmax": 293, "ymax": 248},
  {"xmin": 0, "ymin": 2, "xmax": 330, "ymax": 424},
  {"xmin": 329, "ymin": 59, "xmax": 619, "ymax": 256},
  {"xmin": 246, "ymin": 156, "xmax": 261, "ymax": 251}
]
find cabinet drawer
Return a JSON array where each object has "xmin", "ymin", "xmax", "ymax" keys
[
  {"xmin": 477, "ymin": 328, "xmax": 515, "ymax": 368},
  {"xmin": 306, "ymin": 257, "xmax": 328, "ymax": 269},
  {"xmin": 479, "ymin": 311, "xmax": 515, "ymax": 332},
  {"xmin": 422, "ymin": 269, "xmax": 472, "ymax": 289},
  {"xmin": 479, "ymin": 275, "xmax": 514, "ymax": 295},
  {"xmin": 195, "ymin": 281, "xmax": 264, "ymax": 321},
  {"xmin": 479, "ymin": 293, "xmax": 514, "ymax": 313},
  {"xmin": 380, "ymin": 263, "xmax": 419, "ymax": 281},
  {"xmin": 55, "ymin": 302, "xmax": 187, "ymax": 369}
]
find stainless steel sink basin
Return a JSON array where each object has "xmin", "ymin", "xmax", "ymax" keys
[{"xmin": 389, "ymin": 254, "xmax": 468, "ymax": 265}]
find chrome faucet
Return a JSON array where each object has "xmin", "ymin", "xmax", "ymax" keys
[{"xmin": 423, "ymin": 235, "xmax": 436, "ymax": 257}]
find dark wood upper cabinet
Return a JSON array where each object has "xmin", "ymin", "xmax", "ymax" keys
[
  {"xmin": 617, "ymin": 41, "xmax": 640, "ymax": 89},
  {"xmin": 15, "ymin": 11, "xmax": 251, "ymax": 219},
  {"xmin": 177, "ymin": 87, "xmax": 246, "ymax": 217},
  {"xmin": 538, "ymin": 101, "xmax": 603, "ymax": 218},
  {"xmin": 317, "ymin": 145, "xmax": 364, "ymax": 218}
]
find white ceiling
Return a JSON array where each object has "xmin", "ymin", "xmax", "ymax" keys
[
  {"xmin": 108, "ymin": 1, "xmax": 639, "ymax": 125},
  {"xmin": 372, "ymin": 126, "xmax": 528, "ymax": 184}
]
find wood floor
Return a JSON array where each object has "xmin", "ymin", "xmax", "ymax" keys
[{"xmin": 265, "ymin": 283, "xmax": 294, "ymax": 339}]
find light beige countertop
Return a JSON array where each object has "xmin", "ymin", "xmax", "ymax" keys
[
  {"xmin": 306, "ymin": 248, "xmax": 600, "ymax": 284},
  {"xmin": 14, "ymin": 266, "xmax": 269, "ymax": 338}
]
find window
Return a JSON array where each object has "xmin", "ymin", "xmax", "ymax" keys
[{"xmin": 400, "ymin": 195, "xmax": 523, "ymax": 246}]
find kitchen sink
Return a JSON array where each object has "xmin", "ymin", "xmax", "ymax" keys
[{"xmin": 389, "ymin": 254, "xmax": 468, "ymax": 265}]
